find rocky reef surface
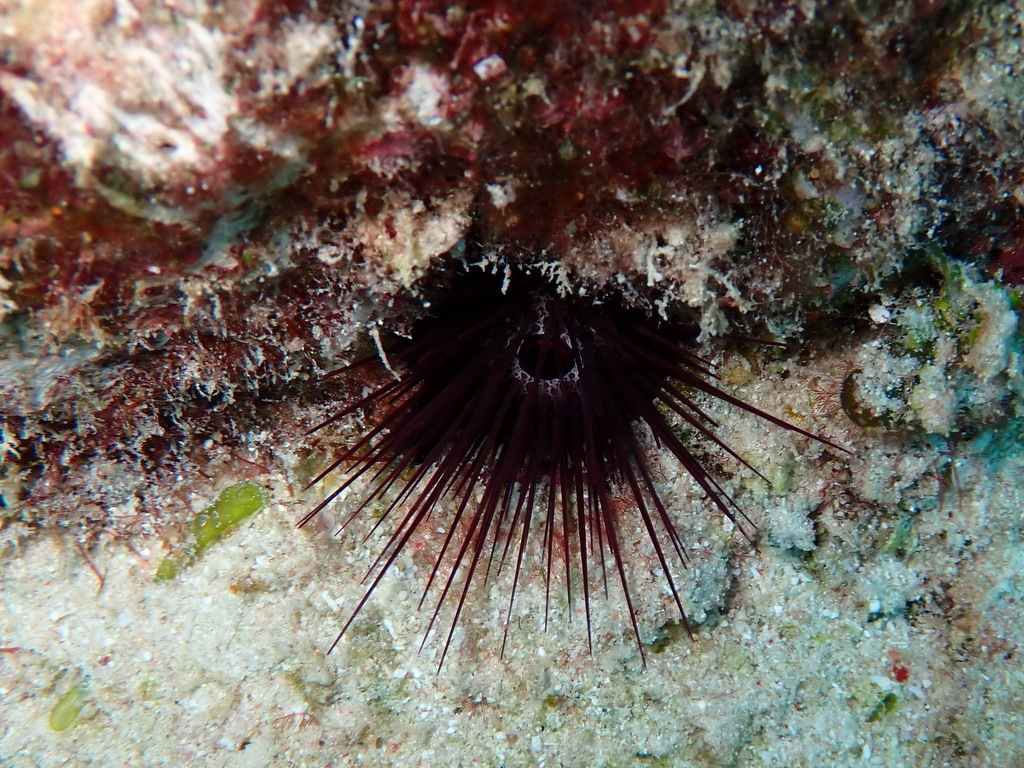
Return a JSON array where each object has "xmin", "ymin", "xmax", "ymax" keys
[{"xmin": 1, "ymin": 2, "xmax": 1022, "ymax": 766}]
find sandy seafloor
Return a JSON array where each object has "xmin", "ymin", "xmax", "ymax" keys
[{"xmin": 2, "ymin": 1, "xmax": 1024, "ymax": 766}]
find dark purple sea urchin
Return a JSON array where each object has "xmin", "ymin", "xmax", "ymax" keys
[{"xmin": 302, "ymin": 264, "xmax": 841, "ymax": 667}]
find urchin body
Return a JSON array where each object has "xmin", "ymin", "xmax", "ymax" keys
[{"xmin": 303, "ymin": 266, "xmax": 837, "ymax": 667}]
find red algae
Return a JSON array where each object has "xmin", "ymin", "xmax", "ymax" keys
[{"xmin": 0, "ymin": 0, "xmax": 1021, "ymax": 540}]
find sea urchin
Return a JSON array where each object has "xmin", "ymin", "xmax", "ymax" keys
[{"xmin": 302, "ymin": 264, "xmax": 839, "ymax": 667}]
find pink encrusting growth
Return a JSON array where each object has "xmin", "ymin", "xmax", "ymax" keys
[{"xmin": 302, "ymin": 266, "xmax": 845, "ymax": 667}]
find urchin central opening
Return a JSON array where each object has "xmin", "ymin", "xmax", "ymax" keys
[{"xmin": 517, "ymin": 335, "xmax": 575, "ymax": 381}]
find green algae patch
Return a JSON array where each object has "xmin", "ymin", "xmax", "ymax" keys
[
  {"xmin": 881, "ymin": 517, "xmax": 917, "ymax": 557},
  {"xmin": 156, "ymin": 482, "xmax": 268, "ymax": 581},
  {"xmin": 866, "ymin": 692, "xmax": 899, "ymax": 722},
  {"xmin": 649, "ymin": 618, "xmax": 689, "ymax": 654},
  {"xmin": 49, "ymin": 683, "xmax": 88, "ymax": 731}
]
